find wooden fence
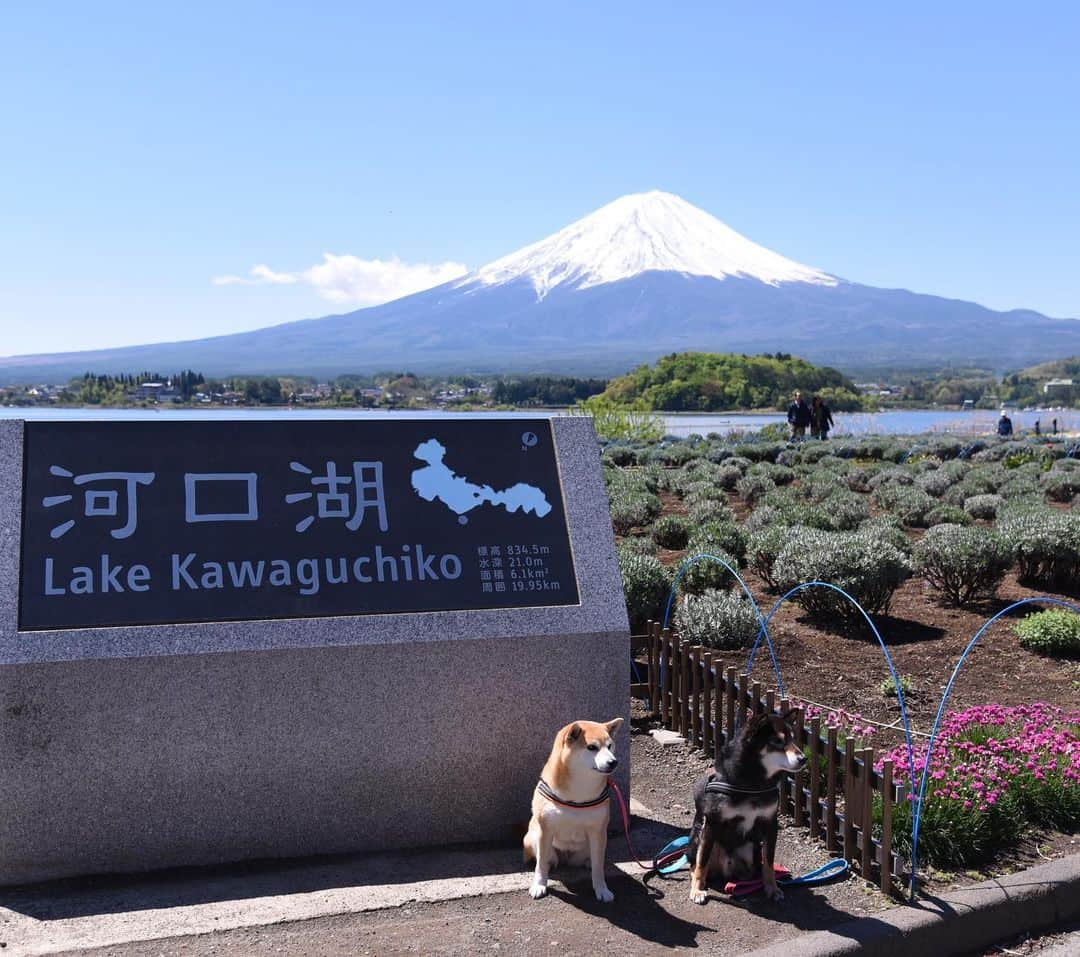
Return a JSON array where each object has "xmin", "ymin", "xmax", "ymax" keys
[{"xmin": 632, "ymin": 622, "xmax": 904, "ymax": 894}]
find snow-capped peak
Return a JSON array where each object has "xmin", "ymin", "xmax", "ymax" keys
[{"xmin": 467, "ymin": 190, "xmax": 837, "ymax": 299}]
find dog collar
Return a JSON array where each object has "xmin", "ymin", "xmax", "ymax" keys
[
  {"xmin": 704, "ymin": 779, "xmax": 779, "ymax": 798},
  {"xmin": 536, "ymin": 778, "xmax": 611, "ymax": 809}
]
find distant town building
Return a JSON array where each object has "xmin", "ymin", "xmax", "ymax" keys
[{"xmin": 1044, "ymin": 378, "xmax": 1075, "ymax": 394}]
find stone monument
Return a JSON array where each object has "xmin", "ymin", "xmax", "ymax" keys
[{"xmin": 0, "ymin": 415, "xmax": 628, "ymax": 884}]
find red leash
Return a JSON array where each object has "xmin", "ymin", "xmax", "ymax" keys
[{"xmin": 609, "ymin": 781, "xmax": 687, "ymax": 872}]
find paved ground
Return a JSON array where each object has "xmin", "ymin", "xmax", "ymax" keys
[
  {"xmin": 974, "ymin": 921, "xmax": 1080, "ymax": 956},
  {"xmin": 1, "ymin": 728, "xmax": 1073, "ymax": 957}
]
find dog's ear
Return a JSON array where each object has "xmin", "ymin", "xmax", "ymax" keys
[
  {"xmin": 604, "ymin": 717, "xmax": 624, "ymax": 737},
  {"xmin": 743, "ymin": 712, "xmax": 769, "ymax": 738},
  {"xmin": 565, "ymin": 723, "xmax": 582, "ymax": 745},
  {"xmin": 779, "ymin": 708, "xmax": 803, "ymax": 734}
]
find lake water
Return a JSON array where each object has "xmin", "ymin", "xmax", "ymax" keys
[{"xmin": 1, "ymin": 405, "xmax": 1077, "ymax": 437}]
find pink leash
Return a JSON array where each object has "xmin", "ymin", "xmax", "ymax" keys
[{"xmin": 723, "ymin": 865, "xmax": 792, "ymax": 896}]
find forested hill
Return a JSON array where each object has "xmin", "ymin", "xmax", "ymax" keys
[{"xmin": 600, "ymin": 352, "xmax": 865, "ymax": 411}]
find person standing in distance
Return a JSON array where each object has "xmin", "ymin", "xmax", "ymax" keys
[
  {"xmin": 811, "ymin": 395, "xmax": 835, "ymax": 440},
  {"xmin": 787, "ymin": 390, "xmax": 812, "ymax": 441}
]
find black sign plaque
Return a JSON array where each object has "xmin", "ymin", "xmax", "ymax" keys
[{"xmin": 19, "ymin": 419, "xmax": 579, "ymax": 630}]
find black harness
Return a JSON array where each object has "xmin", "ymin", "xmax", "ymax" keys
[
  {"xmin": 704, "ymin": 779, "xmax": 779, "ymax": 799},
  {"xmin": 536, "ymin": 778, "xmax": 611, "ymax": 809}
]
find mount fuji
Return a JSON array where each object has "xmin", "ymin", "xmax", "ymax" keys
[{"xmin": 3, "ymin": 191, "xmax": 1079, "ymax": 381}]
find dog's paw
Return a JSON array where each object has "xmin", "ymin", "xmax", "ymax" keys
[
  {"xmin": 689, "ymin": 889, "xmax": 709, "ymax": 905},
  {"xmin": 764, "ymin": 885, "xmax": 785, "ymax": 903},
  {"xmin": 594, "ymin": 884, "xmax": 614, "ymax": 903},
  {"xmin": 529, "ymin": 881, "xmax": 548, "ymax": 900}
]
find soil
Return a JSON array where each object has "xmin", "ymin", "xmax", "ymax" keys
[{"xmin": 643, "ymin": 490, "xmax": 1080, "ymax": 746}]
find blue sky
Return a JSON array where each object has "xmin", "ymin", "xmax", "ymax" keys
[{"xmin": 2, "ymin": 2, "xmax": 1078, "ymax": 356}]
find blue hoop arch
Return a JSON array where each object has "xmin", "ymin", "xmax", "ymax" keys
[
  {"xmin": 660, "ymin": 553, "xmax": 785, "ymax": 696},
  {"xmin": 747, "ymin": 581, "xmax": 917, "ymax": 810},
  {"xmin": 909, "ymin": 595, "xmax": 1080, "ymax": 900}
]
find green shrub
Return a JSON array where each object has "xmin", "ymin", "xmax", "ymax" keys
[
  {"xmin": 1042, "ymin": 471, "xmax": 1080, "ymax": 503},
  {"xmin": 601, "ymin": 445, "xmax": 638, "ymax": 467},
  {"xmin": 750, "ymin": 462, "xmax": 796, "ymax": 485},
  {"xmin": 820, "ymin": 492, "xmax": 872, "ymax": 531},
  {"xmin": 747, "ymin": 523, "xmax": 795, "ymax": 589},
  {"xmin": 843, "ymin": 468, "xmax": 874, "ymax": 493},
  {"xmin": 673, "ymin": 459, "xmax": 729, "ymax": 492},
  {"xmin": 925, "ymin": 504, "xmax": 973, "ymax": 527},
  {"xmin": 795, "ymin": 442, "xmax": 837, "ymax": 465},
  {"xmin": 738, "ymin": 441, "xmax": 787, "ymax": 464},
  {"xmin": 608, "ymin": 486, "xmax": 662, "ymax": 534},
  {"xmin": 998, "ymin": 508, "xmax": 1080, "ymax": 592},
  {"xmin": 915, "ymin": 524, "xmax": 1013, "ymax": 605},
  {"xmin": 675, "ymin": 590, "xmax": 762, "ymax": 650},
  {"xmin": 868, "ymin": 467, "xmax": 914, "ymax": 491},
  {"xmin": 917, "ymin": 469, "xmax": 958, "ymax": 498},
  {"xmin": 681, "ymin": 479, "xmax": 727, "ymax": 504},
  {"xmin": 879, "ymin": 674, "xmax": 912, "ymax": 698},
  {"xmin": 858, "ymin": 515, "xmax": 914, "ymax": 555},
  {"xmin": 963, "ymin": 494, "xmax": 1003, "ymax": 520},
  {"xmin": 689, "ymin": 520, "xmax": 748, "ymax": 564},
  {"xmin": 618, "ymin": 551, "xmax": 670, "ymax": 629},
  {"xmin": 772, "ymin": 528, "xmax": 913, "ymax": 620},
  {"xmin": 736, "ymin": 473, "xmax": 777, "ymax": 504},
  {"xmin": 681, "ymin": 547, "xmax": 740, "ymax": 596},
  {"xmin": 923, "ymin": 436, "xmax": 964, "ymax": 460},
  {"xmin": 687, "ymin": 498, "xmax": 736, "ymax": 527},
  {"xmin": 996, "ymin": 472, "xmax": 1042, "ymax": 501},
  {"xmin": 875, "ymin": 484, "xmax": 937, "ymax": 527},
  {"xmin": 644, "ymin": 442, "xmax": 698, "ymax": 467},
  {"xmin": 1015, "ymin": 609, "xmax": 1080, "ymax": 657},
  {"xmin": 651, "ymin": 514, "xmax": 692, "ymax": 549},
  {"xmin": 616, "ymin": 536, "xmax": 657, "ymax": 557}
]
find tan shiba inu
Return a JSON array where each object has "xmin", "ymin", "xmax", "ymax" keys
[{"xmin": 523, "ymin": 717, "xmax": 623, "ymax": 902}]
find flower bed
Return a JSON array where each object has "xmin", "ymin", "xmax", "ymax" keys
[{"xmin": 877, "ymin": 703, "xmax": 1080, "ymax": 867}]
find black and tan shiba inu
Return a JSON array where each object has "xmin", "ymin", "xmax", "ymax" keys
[
  {"xmin": 523, "ymin": 718, "xmax": 623, "ymax": 902},
  {"xmin": 688, "ymin": 709, "xmax": 806, "ymax": 904}
]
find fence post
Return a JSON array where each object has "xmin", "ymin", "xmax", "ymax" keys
[
  {"xmin": 680, "ymin": 642, "xmax": 691, "ymax": 736},
  {"xmin": 673, "ymin": 635, "xmax": 682, "ymax": 734},
  {"xmin": 779, "ymin": 697, "xmax": 791, "ymax": 813},
  {"xmin": 860, "ymin": 747, "xmax": 875, "ymax": 881},
  {"xmin": 689, "ymin": 647, "xmax": 701, "ymax": 748},
  {"xmin": 809, "ymin": 716, "xmax": 822, "ymax": 840},
  {"xmin": 725, "ymin": 667, "xmax": 736, "ymax": 741},
  {"xmin": 843, "ymin": 738, "xmax": 856, "ymax": 863},
  {"xmin": 713, "ymin": 660, "xmax": 724, "ymax": 753},
  {"xmin": 793, "ymin": 709, "xmax": 806, "ymax": 827},
  {"xmin": 752, "ymin": 681, "xmax": 763, "ymax": 716},
  {"xmin": 880, "ymin": 759, "xmax": 893, "ymax": 895},
  {"xmin": 826, "ymin": 727, "xmax": 839, "ymax": 852},
  {"xmin": 738, "ymin": 673, "xmax": 748, "ymax": 729},
  {"xmin": 661, "ymin": 628, "xmax": 672, "ymax": 726},
  {"xmin": 649, "ymin": 622, "xmax": 660, "ymax": 716},
  {"xmin": 702, "ymin": 653, "xmax": 713, "ymax": 756}
]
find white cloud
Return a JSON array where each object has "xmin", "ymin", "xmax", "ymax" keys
[{"xmin": 212, "ymin": 253, "xmax": 469, "ymax": 306}]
